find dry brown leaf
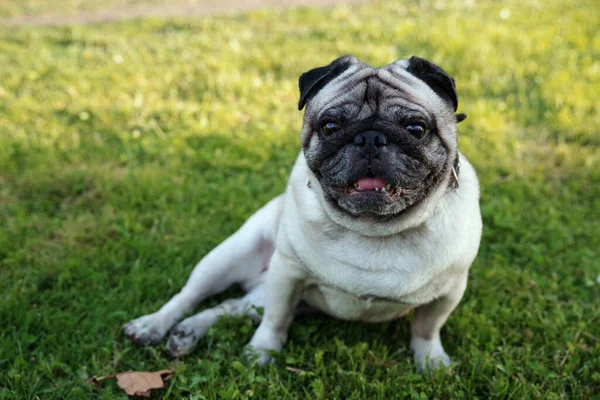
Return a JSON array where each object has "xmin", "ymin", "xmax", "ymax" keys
[
  {"xmin": 87, "ymin": 369, "xmax": 173, "ymax": 397},
  {"xmin": 116, "ymin": 369, "xmax": 173, "ymax": 397}
]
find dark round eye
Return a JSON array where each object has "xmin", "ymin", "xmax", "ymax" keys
[
  {"xmin": 406, "ymin": 124, "xmax": 427, "ymax": 138},
  {"xmin": 320, "ymin": 122, "xmax": 340, "ymax": 136}
]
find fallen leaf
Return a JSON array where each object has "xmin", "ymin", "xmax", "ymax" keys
[
  {"xmin": 116, "ymin": 369, "xmax": 173, "ymax": 397},
  {"xmin": 87, "ymin": 369, "xmax": 173, "ymax": 397}
]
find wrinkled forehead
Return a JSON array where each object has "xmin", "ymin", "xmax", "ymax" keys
[{"xmin": 307, "ymin": 60, "xmax": 448, "ymax": 118}]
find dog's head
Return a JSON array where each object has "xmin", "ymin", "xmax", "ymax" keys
[{"xmin": 299, "ymin": 56, "xmax": 465, "ymax": 227}]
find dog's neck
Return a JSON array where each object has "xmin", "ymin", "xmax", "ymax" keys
[{"xmin": 449, "ymin": 153, "xmax": 461, "ymax": 190}]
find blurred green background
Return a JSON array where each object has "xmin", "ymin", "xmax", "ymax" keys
[
  {"xmin": 0, "ymin": 0, "xmax": 598, "ymax": 398},
  {"xmin": 0, "ymin": 0, "xmax": 167, "ymax": 18}
]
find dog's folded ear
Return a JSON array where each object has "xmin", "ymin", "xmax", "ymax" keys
[
  {"xmin": 455, "ymin": 113, "xmax": 467, "ymax": 123},
  {"xmin": 406, "ymin": 56, "xmax": 459, "ymax": 112},
  {"xmin": 298, "ymin": 56, "xmax": 356, "ymax": 110}
]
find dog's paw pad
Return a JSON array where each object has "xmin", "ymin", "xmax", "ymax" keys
[
  {"xmin": 167, "ymin": 324, "xmax": 200, "ymax": 357},
  {"xmin": 124, "ymin": 314, "xmax": 167, "ymax": 346}
]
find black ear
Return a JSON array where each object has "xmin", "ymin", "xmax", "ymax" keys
[
  {"xmin": 406, "ymin": 56, "xmax": 459, "ymax": 112},
  {"xmin": 298, "ymin": 56, "xmax": 355, "ymax": 110}
]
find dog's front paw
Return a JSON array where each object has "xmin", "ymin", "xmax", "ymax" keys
[
  {"xmin": 414, "ymin": 351, "xmax": 451, "ymax": 372},
  {"xmin": 243, "ymin": 345, "xmax": 275, "ymax": 366},
  {"xmin": 124, "ymin": 313, "xmax": 169, "ymax": 346},
  {"xmin": 167, "ymin": 321, "xmax": 205, "ymax": 357},
  {"xmin": 244, "ymin": 324, "xmax": 284, "ymax": 365},
  {"xmin": 410, "ymin": 336, "xmax": 452, "ymax": 372}
]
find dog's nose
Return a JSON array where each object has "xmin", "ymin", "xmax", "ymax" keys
[
  {"xmin": 353, "ymin": 130, "xmax": 388, "ymax": 148},
  {"xmin": 353, "ymin": 131, "xmax": 388, "ymax": 160}
]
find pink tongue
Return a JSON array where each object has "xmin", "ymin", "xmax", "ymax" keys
[{"xmin": 356, "ymin": 177, "xmax": 388, "ymax": 190}]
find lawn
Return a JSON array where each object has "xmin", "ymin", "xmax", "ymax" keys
[
  {"xmin": 0, "ymin": 0, "xmax": 167, "ymax": 18},
  {"xmin": 1, "ymin": 0, "xmax": 599, "ymax": 398}
]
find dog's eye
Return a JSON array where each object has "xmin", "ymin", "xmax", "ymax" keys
[
  {"xmin": 320, "ymin": 122, "xmax": 340, "ymax": 136},
  {"xmin": 406, "ymin": 124, "xmax": 427, "ymax": 138}
]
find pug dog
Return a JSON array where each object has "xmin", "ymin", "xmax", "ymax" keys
[{"xmin": 124, "ymin": 55, "xmax": 482, "ymax": 371}]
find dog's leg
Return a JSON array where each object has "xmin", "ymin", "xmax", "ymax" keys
[
  {"xmin": 245, "ymin": 250, "xmax": 307, "ymax": 364},
  {"xmin": 167, "ymin": 283, "xmax": 265, "ymax": 357},
  {"xmin": 410, "ymin": 275, "xmax": 467, "ymax": 372},
  {"xmin": 124, "ymin": 196, "xmax": 283, "ymax": 346}
]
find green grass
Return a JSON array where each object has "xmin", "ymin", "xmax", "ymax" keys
[
  {"xmin": 1, "ymin": 0, "xmax": 599, "ymax": 398},
  {"xmin": 0, "ymin": 0, "xmax": 167, "ymax": 18}
]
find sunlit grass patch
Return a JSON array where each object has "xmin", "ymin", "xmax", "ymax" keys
[{"xmin": 0, "ymin": 0, "xmax": 169, "ymax": 18}]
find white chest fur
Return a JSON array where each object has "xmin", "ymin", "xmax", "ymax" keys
[
  {"xmin": 303, "ymin": 283, "xmax": 414, "ymax": 322},
  {"xmin": 277, "ymin": 154, "xmax": 482, "ymax": 322}
]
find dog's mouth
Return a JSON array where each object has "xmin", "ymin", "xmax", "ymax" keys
[
  {"xmin": 337, "ymin": 176, "xmax": 418, "ymax": 197},
  {"xmin": 352, "ymin": 177, "xmax": 390, "ymax": 193}
]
